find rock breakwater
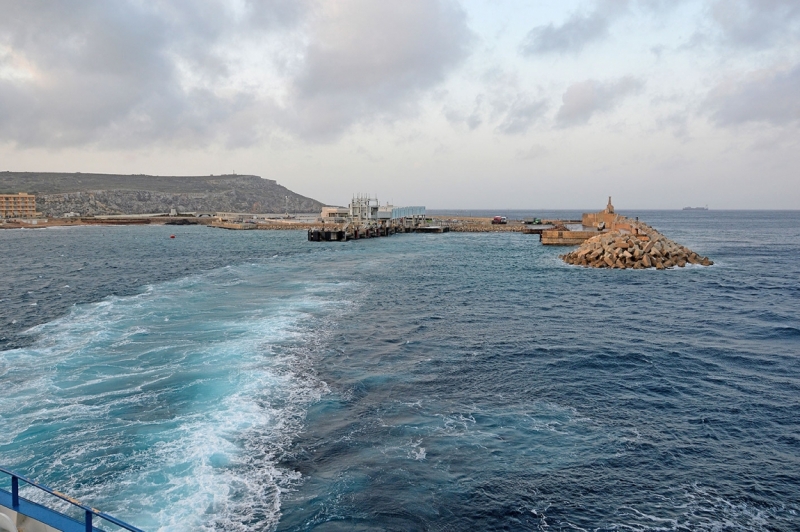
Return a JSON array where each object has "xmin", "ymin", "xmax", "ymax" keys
[{"xmin": 560, "ymin": 220, "xmax": 713, "ymax": 269}]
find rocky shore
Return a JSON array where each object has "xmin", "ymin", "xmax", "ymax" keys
[{"xmin": 560, "ymin": 220, "xmax": 713, "ymax": 269}]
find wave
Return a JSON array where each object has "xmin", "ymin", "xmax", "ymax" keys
[{"xmin": 0, "ymin": 262, "xmax": 344, "ymax": 531}]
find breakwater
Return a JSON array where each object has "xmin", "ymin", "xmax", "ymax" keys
[
  {"xmin": 560, "ymin": 219, "xmax": 713, "ymax": 269},
  {"xmin": 438, "ymin": 218, "xmax": 579, "ymax": 233}
]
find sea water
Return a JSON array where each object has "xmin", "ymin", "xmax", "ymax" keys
[{"xmin": 0, "ymin": 211, "xmax": 798, "ymax": 531}]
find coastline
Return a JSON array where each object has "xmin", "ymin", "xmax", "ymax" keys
[{"xmin": 1, "ymin": 215, "xmax": 575, "ymax": 233}]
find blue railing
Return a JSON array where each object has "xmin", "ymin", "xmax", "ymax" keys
[{"xmin": 0, "ymin": 466, "xmax": 145, "ymax": 532}]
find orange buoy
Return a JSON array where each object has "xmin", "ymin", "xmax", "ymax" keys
[{"xmin": 170, "ymin": 234, "xmax": 175, "ymax": 239}]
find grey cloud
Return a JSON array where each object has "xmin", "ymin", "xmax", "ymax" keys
[
  {"xmin": 710, "ymin": 0, "xmax": 800, "ymax": 48},
  {"xmin": 1, "ymin": 0, "xmax": 469, "ymax": 148},
  {"xmin": 678, "ymin": 31, "xmax": 711, "ymax": 51},
  {"xmin": 466, "ymin": 113, "xmax": 483, "ymax": 130},
  {"xmin": 520, "ymin": 0, "xmax": 691, "ymax": 56},
  {"xmin": 444, "ymin": 95, "xmax": 484, "ymax": 130},
  {"xmin": 444, "ymin": 69, "xmax": 548, "ymax": 135},
  {"xmin": 0, "ymin": 1, "xmax": 304, "ymax": 149},
  {"xmin": 706, "ymin": 63, "xmax": 800, "ymax": 127},
  {"xmin": 520, "ymin": 9, "xmax": 611, "ymax": 55},
  {"xmin": 556, "ymin": 76, "xmax": 642, "ymax": 127},
  {"xmin": 443, "ymin": 107, "xmax": 465, "ymax": 125},
  {"xmin": 282, "ymin": 0, "xmax": 473, "ymax": 141},
  {"xmin": 636, "ymin": 0, "xmax": 692, "ymax": 14},
  {"xmin": 1, "ymin": 1, "xmax": 175, "ymax": 147},
  {"xmin": 466, "ymin": 94, "xmax": 485, "ymax": 130},
  {"xmin": 650, "ymin": 45, "xmax": 665, "ymax": 59},
  {"xmin": 520, "ymin": 0, "xmax": 629, "ymax": 55},
  {"xmin": 496, "ymin": 98, "xmax": 548, "ymax": 135},
  {"xmin": 657, "ymin": 112, "xmax": 691, "ymax": 139},
  {"xmin": 517, "ymin": 144, "xmax": 549, "ymax": 160}
]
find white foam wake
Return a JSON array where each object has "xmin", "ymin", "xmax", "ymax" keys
[{"xmin": 0, "ymin": 262, "xmax": 346, "ymax": 531}]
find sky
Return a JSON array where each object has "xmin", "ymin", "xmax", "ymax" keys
[{"xmin": 1, "ymin": 0, "xmax": 799, "ymax": 209}]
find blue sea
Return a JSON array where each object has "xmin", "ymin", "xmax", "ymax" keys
[{"xmin": 0, "ymin": 210, "xmax": 798, "ymax": 531}]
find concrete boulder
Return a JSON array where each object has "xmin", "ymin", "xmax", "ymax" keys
[{"xmin": 559, "ymin": 218, "xmax": 713, "ymax": 270}]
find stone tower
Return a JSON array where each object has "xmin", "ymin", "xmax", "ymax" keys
[{"xmin": 606, "ymin": 196, "xmax": 614, "ymax": 214}]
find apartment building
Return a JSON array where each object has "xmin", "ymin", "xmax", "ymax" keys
[{"xmin": 0, "ymin": 193, "xmax": 39, "ymax": 218}]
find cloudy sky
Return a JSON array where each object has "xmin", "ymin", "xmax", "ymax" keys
[{"xmin": 1, "ymin": 0, "xmax": 799, "ymax": 208}]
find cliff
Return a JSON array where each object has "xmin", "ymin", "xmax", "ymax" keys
[{"xmin": 0, "ymin": 172, "xmax": 325, "ymax": 216}]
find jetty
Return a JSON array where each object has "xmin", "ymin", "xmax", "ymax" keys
[
  {"xmin": 308, "ymin": 195, "xmax": 434, "ymax": 242},
  {"xmin": 540, "ymin": 227, "xmax": 598, "ymax": 245},
  {"xmin": 210, "ymin": 221, "xmax": 257, "ymax": 230}
]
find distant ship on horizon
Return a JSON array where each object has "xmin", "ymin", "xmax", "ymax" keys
[{"xmin": 682, "ymin": 205, "xmax": 708, "ymax": 211}]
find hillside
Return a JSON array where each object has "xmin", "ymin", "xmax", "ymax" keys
[{"xmin": 0, "ymin": 172, "xmax": 326, "ymax": 216}]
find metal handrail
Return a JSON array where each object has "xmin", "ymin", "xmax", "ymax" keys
[{"xmin": 0, "ymin": 466, "xmax": 145, "ymax": 532}]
